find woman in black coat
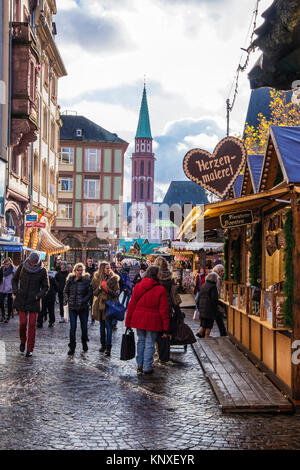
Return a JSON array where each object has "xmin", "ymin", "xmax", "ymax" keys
[
  {"xmin": 196, "ymin": 272, "xmax": 218, "ymax": 338},
  {"xmin": 63, "ymin": 263, "xmax": 93, "ymax": 356}
]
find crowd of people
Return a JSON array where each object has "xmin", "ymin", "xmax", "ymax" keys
[{"xmin": 0, "ymin": 252, "xmax": 226, "ymax": 374}]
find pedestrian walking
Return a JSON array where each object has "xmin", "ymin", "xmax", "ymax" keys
[
  {"xmin": 194, "ymin": 268, "xmax": 206, "ymax": 303},
  {"xmin": 38, "ymin": 272, "xmax": 57, "ymax": 328},
  {"xmin": 196, "ymin": 272, "xmax": 219, "ymax": 338},
  {"xmin": 12, "ymin": 252, "xmax": 49, "ymax": 357},
  {"xmin": 212, "ymin": 264, "xmax": 227, "ymax": 336},
  {"xmin": 91, "ymin": 261, "xmax": 120, "ymax": 357},
  {"xmin": 55, "ymin": 261, "xmax": 68, "ymax": 323},
  {"xmin": 125, "ymin": 266, "xmax": 169, "ymax": 375},
  {"xmin": 63, "ymin": 263, "xmax": 92, "ymax": 356},
  {"xmin": 119, "ymin": 266, "xmax": 132, "ymax": 310},
  {"xmin": 132, "ymin": 263, "xmax": 147, "ymax": 286},
  {"xmin": 86, "ymin": 258, "xmax": 97, "ymax": 324},
  {"xmin": 0, "ymin": 258, "xmax": 16, "ymax": 323}
]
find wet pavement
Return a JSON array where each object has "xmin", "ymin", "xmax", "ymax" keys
[{"xmin": 0, "ymin": 309, "xmax": 300, "ymax": 450}]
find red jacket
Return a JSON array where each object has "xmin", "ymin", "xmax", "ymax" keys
[
  {"xmin": 194, "ymin": 273, "xmax": 205, "ymax": 295},
  {"xmin": 125, "ymin": 278, "xmax": 170, "ymax": 332}
]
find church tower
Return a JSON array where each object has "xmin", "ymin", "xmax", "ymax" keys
[{"xmin": 131, "ymin": 84, "xmax": 155, "ymax": 203}]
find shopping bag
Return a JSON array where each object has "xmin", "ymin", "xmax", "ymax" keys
[
  {"xmin": 193, "ymin": 309, "xmax": 200, "ymax": 321},
  {"xmin": 157, "ymin": 334, "xmax": 170, "ymax": 362},
  {"xmin": 120, "ymin": 328, "xmax": 136, "ymax": 360},
  {"xmin": 172, "ymin": 321, "xmax": 196, "ymax": 345},
  {"xmin": 106, "ymin": 300, "xmax": 126, "ymax": 321},
  {"xmin": 63, "ymin": 304, "xmax": 69, "ymax": 323}
]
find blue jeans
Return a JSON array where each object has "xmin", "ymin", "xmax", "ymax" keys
[
  {"xmin": 136, "ymin": 329, "xmax": 158, "ymax": 371},
  {"xmin": 100, "ymin": 318, "xmax": 113, "ymax": 346},
  {"xmin": 69, "ymin": 309, "xmax": 89, "ymax": 348}
]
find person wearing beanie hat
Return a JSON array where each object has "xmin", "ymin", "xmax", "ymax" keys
[
  {"xmin": 196, "ymin": 271, "xmax": 219, "ymax": 338},
  {"xmin": 12, "ymin": 253, "xmax": 49, "ymax": 357},
  {"xmin": 55, "ymin": 261, "xmax": 69, "ymax": 323}
]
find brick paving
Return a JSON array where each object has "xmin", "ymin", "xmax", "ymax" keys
[{"xmin": 0, "ymin": 308, "xmax": 299, "ymax": 450}]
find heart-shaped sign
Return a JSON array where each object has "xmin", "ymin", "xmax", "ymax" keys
[{"xmin": 183, "ymin": 136, "xmax": 247, "ymax": 199}]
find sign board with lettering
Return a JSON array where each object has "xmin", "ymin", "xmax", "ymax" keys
[
  {"xmin": 26, "ymin": 215, "xmax": 38, "ymax": 222},
  {"xmin": 25, "ymin": 222, "xmax": 46, "ymax": 228},
  {"xmin": 183, "ymin": 137, "xmax": 247, "ymax": 199},
  {"xmin": 220, "ymin": 210, "xmax": 253, "ymax": 229}
]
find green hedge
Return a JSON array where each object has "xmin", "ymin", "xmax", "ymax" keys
[{"xmin": 249, "ymin": 222, "xmax": 262, "ymax": 286}]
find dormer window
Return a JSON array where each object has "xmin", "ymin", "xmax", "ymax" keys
[{"xmin": 76, "ymin": 129, "xmax": 82, "ymax": 137}]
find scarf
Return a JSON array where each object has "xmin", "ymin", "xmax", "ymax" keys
[
  {"xmin": 23, "ymin": 259, "xmax": 43, "ymax": 274},
  {"xmin": 3, "ymin": 264, "xmax": 14, "ymax": 277}
]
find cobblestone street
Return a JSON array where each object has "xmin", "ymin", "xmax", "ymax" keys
[{"xmin": 0, "ymin": 310, "xmax": 299, "ymax": 451}]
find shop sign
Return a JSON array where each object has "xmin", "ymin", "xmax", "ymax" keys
[
  {"xmin": 183, "ymin": 137, "xmax": 247, "ymax": 198},
  {"xmin": 220, "ymin": 210, "xmax": 253, "ymax": 229},
  {"xmin": 25, "ymin": 222, "xmax": 46, "ymax": 228},
  {"xmin": 26, "ymin": 215, "xmax": 38, "ymax": 222}
]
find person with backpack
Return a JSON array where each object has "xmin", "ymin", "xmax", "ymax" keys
[
  {"xmin": 125, "ymin": 266, "xmax": 169, "ymax": 375},
  {"xmin": 12, "ymin": 252, "xmax": 49, "ymax": 357},
  {"xmin": 63, "ymin": 263, "xmax": 93, "ymax": 356},
  {"xmin": 0, "ymin": 258, "xmax": 16, "ymax": 323},
  {"xmin": 119, "ymin": 266, "xmax": 132, "ymax": 310}
]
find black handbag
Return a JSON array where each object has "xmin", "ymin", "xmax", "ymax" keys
[
  {"xmin": 120, "ymin": 327, "xmax": 136, "ymax": 361},
  {"xmin": 171, "ymin": 321, "xmax": 196, "ymax": 345},
  {"xmin": 157, "ymin": 334, "xmax": 170, "ymax": 362}
]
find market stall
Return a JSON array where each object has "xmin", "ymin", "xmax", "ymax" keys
[{"xmin": 180, "ymin": 126, "xmax": 300, "ymax": 404}]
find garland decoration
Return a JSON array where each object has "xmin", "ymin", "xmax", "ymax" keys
[
  {"xmin": 223, "ymin": 238, "xmax": 229, "ymax": 281},
  {"xmin": 283, "ymin": 210, "xmax": 294, "ymax": 328},
  {"xmin": 232, "ymin": 236, "xmax": 241, "ymax": 284},
  {"xmin": 249, "ymin": 222, "xmax": 262, "ymax": 286}
]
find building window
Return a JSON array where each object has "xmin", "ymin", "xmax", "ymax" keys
[
  {"xmin": 134, "ymin": 161, "xmax": 137, "ymax": 176},
  {"xmin": 58, "ymin": 203, "xmax": 73, "ymax": 219},
  {"xmin": 141, "ymin": 161, "xmax": 144, "ymax": 176},
  {"xmin": 41, "ymin": 160, "xmax": 47, "ymax": 194},
  {"xmin": 58, "ymin": 177, "xmax": 73, "ymax": 192},
  {"xmin": 76, "ymin": 129, "xmax": 82, "ymax": 137},
  {"xmin": 140, "ymin": 182, "xmax": 144, "ymax": 199},
  {"xmin": 147, "ymin": 143, "xmax": 150, "ymax": 152},
  {"xmin": 21, "ymin": 150, "xmax": 28, "ymax": 179},
  {"xmin": 29, "ymin": 62, "xmax": 36, "ymax": 101},
  {"xmin": 60, "ymin": 147, "xmax": 74, "ymax": 165},
  {"xmin": 134, "ymin": 182, "xmax": 137, "ymax": 200},
  {"xmin": 84, "ymin": 178, "xmax": 100, "ymax": 199},
  {"xmin": 141, "ymin": 144, "xmax": 145, "ymax": 152},
  {"xmin": 84, "ymin": 149, "xmax": 100, "ymax": 172},
  {"xmin": 136, "ymin": 143, "xmax": 139, "ymax": 152},
  {"xmin": 147, "ymin": 182, "xmax": 151, "ymax": 200},
  {"xmin": 83, "ymin": 203, "xmax": 100, "ymax": 226},
  {"xmin": 43, "ymin": 107, "xmax": 48, "ymax": 141},
  {"xmin": 148, "ymin": 161, "xmax": 151, "ymax": 175},
  {"xmin": 51, "ymin": 76, "xmax": 57, "ymax": 101},
  {"xmin": 44, "ymin": 61, "xmax": 49, "ymax": 88},
  {"xmin": 11, "ymin": 150, "xmax": 19, "ymax": 175}
]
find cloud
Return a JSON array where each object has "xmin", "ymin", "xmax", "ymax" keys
[{"xmin": 55, "ymin": 6, "xmax": 134, "ymax": 54}]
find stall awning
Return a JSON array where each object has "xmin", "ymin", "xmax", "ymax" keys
[
  {"xmin": 179, "ymin": 185, "xmax": 294, "ymax": 234},
  {"xmin": 39, "ymin": 229, "xmax": 70, "ymax": 255},
  {"xmin": 172, "ymin": 241, "xmax": 223, "ymax": 252}
]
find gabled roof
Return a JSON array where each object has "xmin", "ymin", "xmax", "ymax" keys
[
  {"xmin": 248, "ymin": 154, "xmax": 264, "ymax": 193},
  {"xmin": 260, "ymin": 126, "xmax": 300, "ymax": 191},
  {"xmin": 136, "ymin": 86, "xmax": 152, "ymax": 139},
  {"xmin": 162, "ymin": 181, "xmax": 208, "ymax": 207},
  {"xmin": 60, "ymin": 115, "xmax": 128, "ymax": 144}
]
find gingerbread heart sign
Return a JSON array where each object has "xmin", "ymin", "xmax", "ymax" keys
[{"xmin": 183, "ymin": 136, "xmax": 247, "ymax": 199}]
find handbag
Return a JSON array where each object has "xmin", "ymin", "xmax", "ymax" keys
[
  {"xmin": 157, "ymin": 334, "xmax": 170, "ymax": 362},
  {"xmin": 120, "ymin": 327, "xmax": 136, "ymax": 360},
  {"xmin": 106, "ymin": 300, "xmax": 126, "ymax": 321},
  {"xmin": 171, "ymin": 321, "xmax": 196, "ymax": 345}
]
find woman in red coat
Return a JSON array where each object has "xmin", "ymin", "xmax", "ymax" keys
[{"xmin": 125, "ymin": 266, "xmax": 169, "ymax": 375}]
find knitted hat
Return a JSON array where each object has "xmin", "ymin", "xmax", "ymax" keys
[{"xmin": 28, "ymin": 252, "xmax": 41, "ymax": 265}]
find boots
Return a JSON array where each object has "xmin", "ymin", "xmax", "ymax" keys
[
  {"xmin": 99, "ymin": 344, "xmax": 106, "ymax": 353},
  {"xmin": 82, "ymin": 340, "xmax": 88, "ymax": 352},
  {"xmin": 68, "ymin": 342, "xmax": 76, "ymax": 356},
  {"xmin": 104, "ymin": 345, "xmax": 112, "ymax": 357}
]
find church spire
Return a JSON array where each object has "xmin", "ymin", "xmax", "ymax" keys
[{"xmin": 135, "ymin": 84, "xmax": 152, "ymax": 139}]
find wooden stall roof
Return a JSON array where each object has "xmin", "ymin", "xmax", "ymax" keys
[{"xmin": 179, "ymin": 185, "xmax": 295, "ymax": 235}]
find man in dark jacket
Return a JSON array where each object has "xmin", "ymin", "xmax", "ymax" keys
[
  {"xmin": 85, "ymin": 258, "xmax": 96, "ymax": 278},
  {"xmin": 196, "ymin": 272, "xmax": 218, "ymax": 339},
  {"xmin": 38, "ymin": 273, "xmax": 57, "ymax": 328},
  {"xmin": 63, "ymin": 264, "xmax": 93, "ymax": 356},
  {"xmin": 12, "ymin": 252, "xmax": 49, "ymax": 357},
  {"xmin": 55, "ymin": 261, "xmax": 68, "ymax": 323}
]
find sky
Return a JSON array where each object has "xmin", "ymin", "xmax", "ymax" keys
[{"xmin": 55, "ymin": 0, "xmax": 274, "ymax": 201}]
